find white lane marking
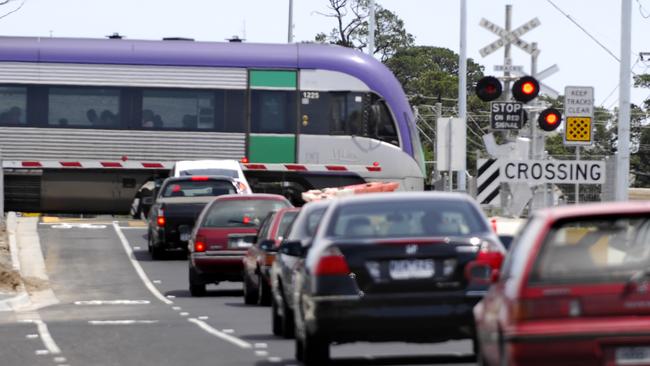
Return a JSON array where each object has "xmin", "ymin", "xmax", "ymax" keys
[
  {"xmin": 53, "ymin": 357, "xmax": 67, "ymax": 363},
  {"xmin": 172, "ymin": 306, "xmax": 181, "ymax": 311},
  {"xmin": 153, "ymin": 280, "xmax": 162, "ymax": 284},
  {"xmin": 254, "ymin": 343, "xmax": 268, "ymax": 349},
  {"xmin": 187, "ymin": 318, "xmax": 251, "ymax": 349},
  {"xmin": 112, "ymin": 222, "xmax": 173, "ymax": 305},
  {"xmin": 26, "ymin": 334, "xmax": 39, "ymax": 339},
  {"xmin": 34, "ymin": 319, "xmax": 61, "ymax": 355},
  {"xmin": 198, "ymin": 316, "xmax": 209, "ymax": 320},
  {"xmin": 118, "ymin": 227, "xmax": 147, "ymax": 230},
  {"xmin": 180, "ymin": 312, "xmax": 189, "ymax": 316},
  {"xmin": 268, "ymin": 357, "xmax": 282, "ymax": 363},
  {"xmin": 74, "ymin": 300, "xmax": 150, "ymax": 305},
  {"xmin": 133, "ymin": 246, "xmax": 142, "ymax": 250},
  {"xmin": 35, "ymin": 350, "xmax": 49, "ymax": 355},
  {"xmin": 166, "ymin": 295, "xmax": 176, "ymax": 299},
  {"xmin": 223, "ymin": 329, "xmax": 234, "ymax": 334},
  {"xmin": 51, "ymin": 223, "xmax": 107, "ymax": 229},
  {"xmin": 255, "ymin": 350, "xmax": 269, "ymax": 357},
  {"xmin": 88, "ymin": 320, "xmax": 159, "ymax": 325}
]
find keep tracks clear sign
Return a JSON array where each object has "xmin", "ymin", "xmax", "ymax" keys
[{"xmin": 501, "ymin": 159, "xmax": 605, "ymax": 184}]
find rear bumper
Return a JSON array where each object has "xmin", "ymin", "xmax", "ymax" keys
[
  {"xmin": 305, "ymin": 292, "xmax": 482, "ymax": 343},
  {"xmin": 191, "ymin": 252, "xmax": 245, "ymax": 282},
  {"xmin": 502, "ymin": 319, "xmax": 650, "ymax": 366}
]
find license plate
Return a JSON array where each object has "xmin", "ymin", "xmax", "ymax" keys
[
  {"xmin": 228, "ymin": 236, "xmax": 255, "ymax": 249},
  {"xmin": 180, "ymin": 233, "xmax": 190, "ymax": 242},
  {"xmin": 616, "ymin": 347, "xmax": 650, "ymax": 365},
  {"xmin": 389, "ymin": 259, "xmax": 434, "ymax": 280}
]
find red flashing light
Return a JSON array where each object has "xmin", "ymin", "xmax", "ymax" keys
[
  {"xmin": 545, "ymin": 113, "xmax": 558, "ymax": 125},
  {"xmin": 512, "ymin": 76, "xmax": 540, "ymax": 103},
  {"xmin": 194, "ymin": 236, "xmax": 206, "ymax": 252},
  {"xmin": 538, "ymin": 108, "xmax": 563, "ymax": 132},
  {"xmin": 522, "ymin": 82, "xmax": 536, "ymax": 95},
  {"xmin": 373, "ymin": 161, "xmax": 380, "ymax": 167},
  {"xmin": 190, "ymin": 176, "xmax": 209, "ymax": 181},
  {"xmin": 240, "ymin": 157, "xmax": 249, "ymax": 164}
]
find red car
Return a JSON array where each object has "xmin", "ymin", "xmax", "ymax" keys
[
  {"xmin": 242, "ymin": 207, "xmax": 300, "ymax": 306},
  {"xmin": 188, "ymin": 194, "xmax": 292, "ymax": 297},
  {"xmin": 473, "ymin": 201, "xmax": 650, "ymax": 366}
]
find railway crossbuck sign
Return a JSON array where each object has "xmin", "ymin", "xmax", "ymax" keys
[{"xmin": 479, "ymin": 17, "xmax": 541, "ymax": 57}]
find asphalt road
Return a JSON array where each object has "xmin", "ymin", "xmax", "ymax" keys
[{"xmin": 0, "ymin": 217, "xmax": 477, "ymax": 366}]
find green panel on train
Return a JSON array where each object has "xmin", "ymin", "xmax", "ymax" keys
[
  {"xmin": 249, "ymin": 70, "xmax": 297, "ymax": 89},
  {"xmin": 248, "ymin": 135, "xmax": 295, "ymax": 163}
]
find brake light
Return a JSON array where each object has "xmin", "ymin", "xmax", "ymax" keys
[
  {"xmin": 191, "ymin": 176, "xmax": 209, "ymax": 181},
  {"xmin": 314, "ymin": 246, "xmax": 350, "ymax": 276},
  {"xmin": 475, "ymin": 240, "xmax": 505, "ymax": 269},
  {"xmin": 194, "ymin": 235, "xmax": 206, "ymax": 252},
  {"xmin": 512, "ymin": 297, "xmax": 579, "ymax": 322},
  {"xmin": 156, "ymin": 209, "xmax": 166, "ymax": 227}
]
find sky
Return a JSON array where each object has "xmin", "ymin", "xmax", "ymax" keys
[{"xmin": 0, "ymin": 0, "xmax": 648, "ymax": 109}]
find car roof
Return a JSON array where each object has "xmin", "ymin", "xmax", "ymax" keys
[
  {"xmin": 212, "ymin": 193, "xmax": 290, "ymax": 202},
  {"xmin": 174, "ymin": 159, "xmax": 242, "ymax": 171},
  {"xmin": 331, "ymin": 191, "xmax": 475, "ymax": 206},
  {"xmin": 163, "ymin": 175, "xmax": 236, "ymax": 183},
  {"xmin": 537, "ymin": 201, "xmax": 650, "ymax": 221}
]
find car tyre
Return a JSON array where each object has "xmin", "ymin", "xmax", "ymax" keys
[
  {"xmin": 271, "ymin": 295, "xmax": 283, "ymax": 336},
  {"xmin": 243, "ymin": 272, "xmax": 259, "ymax": 305},
  {"xmin": 151, "ymin": 244, "xmax": 164, "ymax": 260},
  {"xmin": 300, "ymin": 330, "xmax": 329, "ymax": 365},
  {"xmin": 281, "ymin": 291, "xmax": 295, "ymax": 339},
  {"xmin": 257, "ymin": 273, "xmax": 271, "ymax": 306},
  {"xmin": 189, "ymin": 266, "xmax": 206, "ymax": 297}
]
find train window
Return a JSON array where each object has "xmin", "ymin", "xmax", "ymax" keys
[
  {"xmin": 224, "ymin": 90, "xmax": 246, "ymax": 133},
  {"xmin": 368, "ymin": 95, "xmax": 399, "ymax": 146},
  {"xmin": 48, "ymin": 87, "xmax": 120, "ymax": 127},
  {"xmin": 0, "ymin": 86, "xmax": 27, "ymax": 125},
  {"xmin": 142, "ymin": 89, "xmax": 215, "ymax": 130},
  {"xmin": 250, "ymin": 90, "xmax": 296, "ymax": 134}
]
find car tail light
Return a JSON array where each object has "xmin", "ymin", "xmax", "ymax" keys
[
  {"xmin": 191, "ymin": 176, "xmax": 209, "ymax": 181},
  {"xmin": 242, "ymin": 216, "xmax": 251, "ymax": 225},
  {"xmin": 156, "ymin": 209, "xmax": 166, "ymax": 227},
  {"xmin": 194, "ymin": 235, "xmax": 206, "ymax": 252},
  {"xmin": 264, "ymin": 253, "xmax": 275, "ymax": 266},
  {"xmin": 512, "ymin": 297, "xmax": 580, "ymax": 322},
  {"xmin": 476, "ymin": 240, "xmax": 505, "ymax": 269},
  {"xmin": 314, "ymin": 246, "xmax": 350, "ymax": 276}
]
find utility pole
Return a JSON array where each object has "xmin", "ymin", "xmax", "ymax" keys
[
  {"xmin": 502, "ymin": 5, "xmax": 513, "ymax": 101},
  {"xmin": 368, "ymin": 0, "xmax": 375, "ymax": 55},
  {"xmin": 616, "ymin": 0, "xmax": 632, "ymax": 201},
  {"xmin": 288, "ymin": 0, "xmax": 294, "ymax": 43},
  {"xmin": 457, "ymin": 0, "xmax": 467, "ymax": 192}
]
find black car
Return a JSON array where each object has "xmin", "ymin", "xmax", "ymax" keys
[
  {"xmin": 286, "ymin": 192, "xmax": 505, "ymax": 365},
  {"xmin": 270, "ymin": 199, "xmax": 332, "ymax": 338},
  {"xmin": 147, "ymin": 176, "xmax": 238, "ymax": 259}
]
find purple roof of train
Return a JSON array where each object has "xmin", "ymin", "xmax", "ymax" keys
[{"xmin": 0, "ymin": 36, "xmax": 414, "ymax": 155}]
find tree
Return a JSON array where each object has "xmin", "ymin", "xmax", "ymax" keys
[{"xmin": 314, "ymin": 0, "xmax": 414, "ymax": 61}]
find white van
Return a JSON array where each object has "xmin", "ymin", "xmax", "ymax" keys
[{"xmin": 170, "ymin": 159, "xmax": 252, "ymax": 194}]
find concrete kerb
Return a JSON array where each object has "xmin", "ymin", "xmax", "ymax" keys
[{"xmin": 0, "ymin": 212, "xmax": 31, "ymax": 311}]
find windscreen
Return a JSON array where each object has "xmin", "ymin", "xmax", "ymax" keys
[
  {"xmin": 286, "ymin": 207, "xmax": 327, "ymax": 241},
  {"xmin": 326, "ymin": 200, "xmax": 488, "ymax": 239},
  {"xmin": 203, "ymin": 200, "xmax": 290, "ymax": 228},
  {"xmin": 162, "ymin": 180, "xmax": 236, "ymax": 198},
  {"xmin": 530, "ymin": 216, "xmax": 650, "ymax": 284},
  {"xmin": 180, "ymin": 168, "xmax": 239, "ymax": 178}
]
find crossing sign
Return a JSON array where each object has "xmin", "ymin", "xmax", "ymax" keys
[
  {"xmin": 479, "ymin": 17, "xmax": 541, "ymax": 57},
  {"xmin": 564, "ymin": 86, "xmax": 594, "ymax": 146},
  {"xmin": 490, "ymin": 101, "xmax": 524, "ymax": 130}
]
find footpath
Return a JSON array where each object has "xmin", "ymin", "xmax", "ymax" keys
[{"xmin": 0, "ymin": 213, "xmax": 33, "ymax": 311}]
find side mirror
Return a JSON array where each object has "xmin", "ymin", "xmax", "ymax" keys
[
  {"xmin": 259, "ymin": 239, "xmax": 277, "ymax": 252},
  {"xmin": 279, "ymin": 240, "xmax": 304, "ymax": 257},
  {"xmin": 142, "ymin": 196, "xmax": 154, "ymax": 205},
  {"xmin": 466, "ymin": 262, "xmax": 499, "ymax": 285}
]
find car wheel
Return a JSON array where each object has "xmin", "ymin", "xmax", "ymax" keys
[
  {"xmin": 243, "ymin": 272, "xmax": 259, "ymax": 305},
  {"xmin": 271, "ymin": 295, "xmax": 283, "ymax": 336},
  {"xmin": 151, "ymin": 243, "xmax": 164, "ymax": 260},
  {"xmin": 189, "ymin": 266, "xmax": 206, "ymax": 297},
  {"xmin": 281, "ymin": 291, "xmax": 295, "ymax": 339},
  {"xmin": 300, "ymin": 330, "xmax": 329, "ymax": 365},
  {"xmin": 257, "ymin": 273, "xmax": 271, "ymax": 306}
]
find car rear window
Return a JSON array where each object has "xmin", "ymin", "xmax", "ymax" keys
[
  {"xmin": 326, "ymin": 199, "xmax": 488, "ymax": 239},
  {"xmin": 276, "ymin": 211, "xmax": 299, "ymax": 239},
  {"xmin": 179, "ymin": 168, "xmax": 239, "ymax": 178},
  {"xmin": 162, "ymin": 180, "xmax": 236, "ymax": 198},
  {"xmin": 202, "ymin": 200, "xmax": 290, "ymax": 228},
  {"xmin": 530, "ymin": 216, "xmax": 650, "ymax": 284}
]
